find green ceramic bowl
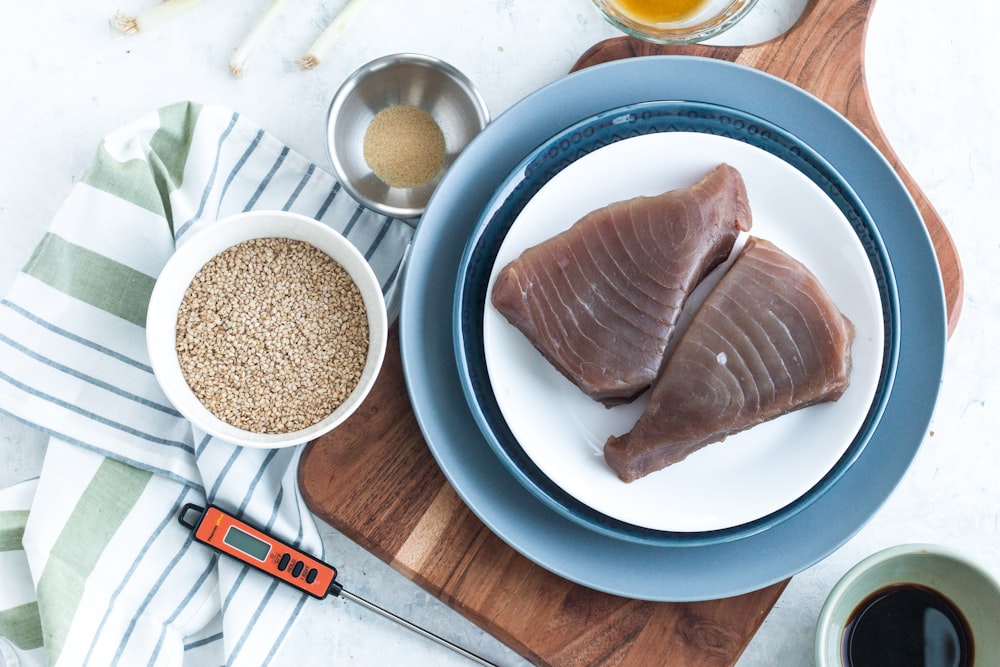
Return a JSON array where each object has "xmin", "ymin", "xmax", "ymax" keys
[{"xmin": 816, "ymin": 544, "xmax": 1000, "ymax": 666}]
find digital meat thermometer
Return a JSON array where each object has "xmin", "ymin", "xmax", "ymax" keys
[{"xmin": 179, "ymin": 503, "xmax": 497, "ymax": 666}]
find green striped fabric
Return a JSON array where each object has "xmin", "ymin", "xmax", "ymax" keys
[
  {"xmin": 0, "ymin": 509, "xmax": 28, "ymax": 552},
  {"xmin": 0, "ymin": 484, "xmax": 43, "ymax": 655},
  {"xmin": 83, "ymin": 101, "xmax": 202, "ymax": 221},
  {"xmin": 23, "ymin": 233, "xmax": 156, "ymax": 328},
  {"xmin": 0, "ymin": 602, "xmax": 43, "ymax": 651},
  {"xmin": 149, "ymin": 101, "xmax": 201, "ymax": 191},
  {"xmin": 35, "ymin": 458, "xmax": 152, "ymax": 663},
  {"xmin": 0, "ymin": 101, "xmax": 413, "ymax": 666}
]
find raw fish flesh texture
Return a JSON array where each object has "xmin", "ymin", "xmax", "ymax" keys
[
  {"xmin": 490, "ymin": 164, "xmax": 752, "ymax": 405},
  {"xmin": 604, "ymin": 236, "xmax": 855, "ymax": 482}
]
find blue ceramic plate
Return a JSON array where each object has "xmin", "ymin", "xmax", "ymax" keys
[
  {"xmin": 399, "ymin": 56, "xmax": 945, "ymax": 601},
  {"xmin": 452, "ymin": 101, "xmax": 897, "ymax": 545}
]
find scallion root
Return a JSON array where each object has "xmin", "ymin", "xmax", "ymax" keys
[
  {"xmin": 296, "ymin": 0, "xmax": 369, "ymax": 70},
  {"xmin": 111, "ymin": 0, "xmax": 203, "ymax": 35},
  {"xmin": 229, "ymin": 0, "xmax": 293, "ymax": 78}
]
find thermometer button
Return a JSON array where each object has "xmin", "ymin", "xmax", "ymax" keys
[{"xmin": 278, "ymin": 553, "xmax": 291, "ymax": 571}]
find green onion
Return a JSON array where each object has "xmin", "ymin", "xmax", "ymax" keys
[
  {"xmin": 297, "ymin": 0, "xmax": 370, "ymax": 70},
  {"xmin": 112, "ymin": 0, "xmax": 203, "ymax": 35},
  {"xmin": 229, "ymin": 0, "xmax": 294, "ymax": 78}
]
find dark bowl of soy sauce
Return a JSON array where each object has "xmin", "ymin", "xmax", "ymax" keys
[{"xmin": 815, "ymin": 544, "xmax": 1000, "ymax": 667}]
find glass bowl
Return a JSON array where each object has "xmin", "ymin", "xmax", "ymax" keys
[{"xmin": 589, "ymin": 0, "xmax": 759, "ymax": 44}]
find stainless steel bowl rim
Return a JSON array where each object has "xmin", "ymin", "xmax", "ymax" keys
[{"xmin": 326, "ymin": 53, "xmax": 490, "ymax": 220}]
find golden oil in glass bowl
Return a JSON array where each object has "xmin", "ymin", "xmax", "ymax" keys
[
  {"xmin": 591, "ymin": 0, "xmax": 758, "ymax": 44},
  {"xmin": 612, "ymin": 0, "xmax": 711, "ymax": 23}
]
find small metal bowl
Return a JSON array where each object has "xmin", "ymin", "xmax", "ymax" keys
[{"xmin": 326, "ymin": 53, "xmax": 490, "ymax": 220}]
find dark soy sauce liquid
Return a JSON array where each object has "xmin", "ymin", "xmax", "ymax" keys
[{"xmin": 842, "ymin": 584, "xmax": 973, "ymax": 667}]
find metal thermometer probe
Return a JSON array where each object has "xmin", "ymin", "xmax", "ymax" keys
[{"xmin": 179, "ymin": 504, "xmax": 497, "ymax": 666}]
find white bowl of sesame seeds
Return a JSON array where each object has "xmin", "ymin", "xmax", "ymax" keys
[{"xmin": 146, "ymin": 210, "xmax": 388, "ymax": 448}]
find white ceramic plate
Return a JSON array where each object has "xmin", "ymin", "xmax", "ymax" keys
[{"xmin": 482, "ymin": 131, "xmax": 885, "ymax": 532}]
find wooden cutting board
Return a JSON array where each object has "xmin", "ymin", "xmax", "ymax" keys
[{"xmin": 299, "ymin": 0, "xmax": 964, "ymax": 664}]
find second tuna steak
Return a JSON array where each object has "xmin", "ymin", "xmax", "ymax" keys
[
  {"xmin": 604, "ymin": 236, "xmax": 856, "ymax": 482},
  {"xmin": 490, "ymin": 164, "xmax": 752, "ymax": 405}
]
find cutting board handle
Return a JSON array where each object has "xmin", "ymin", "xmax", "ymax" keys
[{"xmin": 574, "ymin": 0, "xmax": 963, "ymax": 336}]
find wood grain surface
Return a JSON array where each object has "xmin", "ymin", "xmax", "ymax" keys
[{"xmin": 300, "ymin": 0, "xmax": 963, "ymax": 664}]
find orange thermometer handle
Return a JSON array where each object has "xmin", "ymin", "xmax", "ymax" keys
[{"xmin": 180, "ymin": 503, "xmax": 337, "ymax": 599}]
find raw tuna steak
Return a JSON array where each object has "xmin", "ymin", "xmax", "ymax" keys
[
  {"xmin": 604, "ymin": 236, "xmax": 855, "ymax": 482},
  {"xmin": 490, "ymin": 164, "xmax": 752, "ymax": 405}
]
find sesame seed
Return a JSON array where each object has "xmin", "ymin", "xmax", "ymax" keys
[{"xmin": 175, "ymin": 237, "xmax": 370, "ymax": 434}]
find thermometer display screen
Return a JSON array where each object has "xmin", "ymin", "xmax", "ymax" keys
[{"xmin": 223, "ymin": 525, "xmax": 271, "ymax": 561}]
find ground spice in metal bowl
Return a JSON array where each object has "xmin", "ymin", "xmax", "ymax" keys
[
  {"xmin": 175, "ymin": 237, "xmax": 369, "ymax": 434},
  {"xmin": 362, "ymin": 105, "xmax": 446, "ymax": 189}
]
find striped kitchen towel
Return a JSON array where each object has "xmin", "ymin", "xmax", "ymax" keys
[{"xmin": 0, "ymin": 101, "xmax": 413, "ymax": 666}]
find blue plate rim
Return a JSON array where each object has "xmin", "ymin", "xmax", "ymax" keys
[
  {"xmin": 399, "ymin": 55, "xmax": 946, "ymax": 601},
  {"xmin": 451, "ymin": 99, "xmax": 900, "ymax": 546}
]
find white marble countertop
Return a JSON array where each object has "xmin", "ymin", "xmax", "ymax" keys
[{"xmin": 2, "ymin": 0, "xmax": 998, "ymax": 664}]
